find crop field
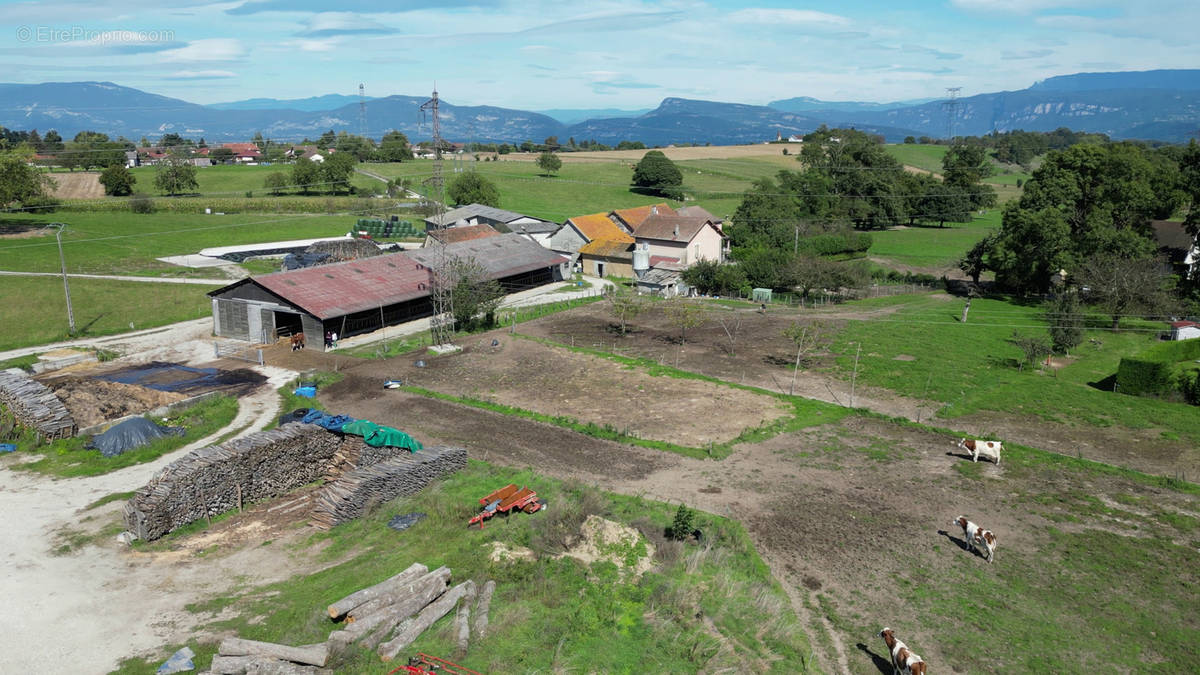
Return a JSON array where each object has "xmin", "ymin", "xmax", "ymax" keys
[
  {"xmin": 305, "ymin": 321, "xmax": 1200, "ymax": 674},
  {"xmin": 0, "ymin": 276, "xmax": 218, "ymax": 351},
  {"xmin": 0, "ymin": 212, "xmax": 360, "ymax": 275},
  {"xmin": 127, "ymin": 164, "xmax": 382, "ymax": 196}
]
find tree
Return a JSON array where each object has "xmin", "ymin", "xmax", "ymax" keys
[
  {"xmin": 153, "ymin": 156, "xmax": 198, "ymax": 196},
  {"xmin": 1046, "ymin": 291, "xmax": 1085, "ymax": 355},
  {"xmin": 0, "ymin": 147, "xmax": 53, "ymax": 208},
  {"xmin": 447, "ymin": 171, "xmax": 500, "ymax": 207},
  {"xmin": 321, "ymin": 151, "xmax": 357, "ymax": 193},
  {"xmin": 663, "ymin": 299, "xmax": 706, "ymax": 343},
  {"xmin": 318, "ymin": 130, "xmax": 337, "ymax": 148},
  {"xmin": 606, "ymin": 291, "xmax": 644, "ymax": 336},
  {"xmin": 1007, "ymin": 331, "xmax": 1052, "ymax": 371},
  {"xmin": 98, "ymin": 164, "xmax": 135, "ymax": 196},
  {"xmin": 799, "ymin": 126, "xmax": 907, "ymax": 228},
  {"xmin": 542, "ymin": 136, "xmax": 559, "ymax": 151},
  {"xmin": 536, "ymin": 151, "xmax": 562, "ymax": 176},
  {"xmin": 666, "ymin": 504, "xmax": 696, "ymax": 541},
  {"xmin": 783, "ymin": 320, "xmax": 833, "ymax": 394},
  {"xmin": 264, "ymin": 171, "xmax": 289, "ymax": 195},
  {"xmin": 1074, "ymin": 253, "xmax": 1174, "ymax": 331},
  {"xmin": 631, "ymin": 150, "xmax": 683, "ymax": 200},
  {"xmin": 959, "ymin": 232, "xmax": 997, "ymax": 284},
  {"xmin": 942, "ymin": 143, "xmax": 997, "ymax": 210},
  {"xmin": 42, "ymin": 130, "xmax": 64, "ymax": 153},
  {"xmin": 444, "ymin": 257, "xmax": 504, "ymax": 331},
  {"xmin": 292, "ymin": 157, "xmax": 320, "ymax": 194},
  {"xmin": 379, "ymin": 130, "xmax": 413, "ymax": 162},
  {"xmin": 681, "ymin": 259, "xmax": 746, "ymax": 296},
  {"xmin": 209, "ymin": 147, "xmax": 235, "ymax": 164}
]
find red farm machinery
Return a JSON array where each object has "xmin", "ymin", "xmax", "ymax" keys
[
  {"xmin": 468, "ymin": 484, "xmax": 547, "ymax": 528},
  {"xmin": 389, "ymin": 653, "xmax": 482, "ymax": 675}
]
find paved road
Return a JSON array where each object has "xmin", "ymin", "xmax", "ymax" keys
[{"xmin": 0, "ymin": 270, "xmax": 229, "ymax": 285}]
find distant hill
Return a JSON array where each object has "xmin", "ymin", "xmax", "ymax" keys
[
  {"xmin": 207, "ymin": 94, "xmax": 373, "ymax": 112},
  {"xmin": 768, "ymin": 96, "xmax": 937, "ymax": 113},
  {"xmin": 2, "ymin": 70, "xmax": 1198, "ymax": 145},
  {"xmin": 537, "ymin": 108, "xmax": 651, "ymax": 125}
]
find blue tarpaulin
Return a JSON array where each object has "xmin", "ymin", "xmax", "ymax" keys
[
  {"xmin": 87, "ymin": 417, "xmax": 185, "ymax": 458},
  {"xmin": 293, "ymin": 386, "xmax": 317, "ymax": 398},
  {"xmin": 300, "ymin": 409, "xmax": 355, "ymax": 430}
]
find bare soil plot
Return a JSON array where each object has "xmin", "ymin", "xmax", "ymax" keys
[
  {"xmin": 324, "ymin": 336, "xmax": 789, "ymax": 447},
  {"xmin": 44, "ymin": 378, "xmax": 184, "ymax": 428},
  {"xmin": 49, "ymin": 172, "xmax": 104, "ymax": 199}
]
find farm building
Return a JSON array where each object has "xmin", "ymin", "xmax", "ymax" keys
[
  {"xmin": 633, "ymin": 214, "xmax": 726, "ymax": 267},
  {"xmin": 578, "ymin": 238, "xmax": 635, "ymax": 279},
  {"xmin": 548, "ymin": 212, "xmax": 635, "ymax": 260},
  {"xmin": 1151, "ymin": 220, "xmax": 1199, "ymax": 278},
  {"xmin": 424, "ymin": 223, "xmax": 502, "ymax": 247},
  {"xmin": 609, "ymin": 203, "xmax": 676, "ymax": 233},
  {"xmin": 1170, "ymin": 321, "xmax": 1200, "ymax": 340},
  {"xmin": 208, "ymin": 234, "xmax": 567, "ymax": 348},
  {"xmin": 424, "ymin": 203, "xmax": 556, "ymax": 234}
]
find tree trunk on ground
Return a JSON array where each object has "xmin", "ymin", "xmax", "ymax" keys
[
  {"xmin": 217, "ymin": 638, "xmax": 328, "ymax": 667},
  {"xmin": 472, "ymin": 580, "xmax": 495, "ymax": 640},
  {"xmin": 328, "ymin": 567, "xmax": 452, "ymax": 654},
  {"xmin": 378, "ymin": 581, "xmax": 473, "ymax": 661},
  {"xmin": 454, "ymin": 580, "xmax": 477, "ymax": 656},
  {"xmin": 327, "ymin": 562, "xmax": 427, "ymax": 619}
]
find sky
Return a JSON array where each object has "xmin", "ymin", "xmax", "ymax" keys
[{"xmin": 1, "ymin": 0, "xmax": 1197, "ymax": 109}]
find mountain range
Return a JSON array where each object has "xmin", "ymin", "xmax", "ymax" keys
[{"xmin": 1, "ymin": 70, "xmax": 1198, "ymax": 146}]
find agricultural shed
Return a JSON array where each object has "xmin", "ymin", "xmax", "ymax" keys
[
  {"xmin": 635, "ymin": 267, "xmax": 688, "ymax": 297},
  {"xmin": 424, "ymin": 203, "xmax": 554, "ymax": 233},
  {"xmin": 1170, "ymin": 321, "xmax": 1200, "ymax": 341},
  {"xmin": 423, "ymin": 223, "xmax": 502, "ymax": 247},
  {"xmin": 578, "ymin": 239, "xmax": 635, "ymax": 279},
  {"xmin": 208, "ymin": 234, "xmax": 566, "ymax": 347}
]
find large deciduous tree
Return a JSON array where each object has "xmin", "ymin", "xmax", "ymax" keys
[
  {"xmin": 631, "ymin": 150, "xmax": 683, "ymax": 200},
  {"xmin": 1074, "ymin": 253, "xmax": 1174, "ymax": 331},
  {"xmin": 447, "ymin": 171, "xmax": 500, "ymax": 207},
  {"xmin": 321, "ymin": 151, "xmax": 357, "ymax": 193},
  {"xmin": 99, "ymin": 164, "xmax": 135, "ymax": 196},
  {"xmin": 0, "ymin": 146, "xmax": 53, "ymax": 207},
  {"xmin": 153, "ymin": 156, "xmax": 198, "ymax": 196},
  {"xmin": 379, "ymin": 130, "xmax": 413, "ymax": 162},
  {"xmin": 536, "ymin": 151, "xmax": 562, "ymax": 176},
  {"xmin": 292, "ymin": 157, "xmax": 320, "ymax": 194}
]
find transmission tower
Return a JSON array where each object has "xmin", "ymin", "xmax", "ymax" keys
[
  {"xmin": 943, "ymin": 87, "xmax": 962, "ymax": 141},
  {"xmin": 420, "ymin": 85, "xmax": 455, "ymax": 346},
  {"xmin": 358, "ymin": 83, "xmax": 367, "ymax": 138}
]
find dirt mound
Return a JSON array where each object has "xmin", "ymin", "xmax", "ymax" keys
[
  {"xmin": 45, "ymin": 378, "xmax": 184, "ymax": 428},
  {"xmin": 49, "ymin": 172, "xmax": 104, "ymax": 200},
  {"xmin": 558, "ymin": 515, "xmax": 655, "ymax": 578},
  {"xmin": 305, "ymin": 238, "xmax": 383, "ymax": 261}
]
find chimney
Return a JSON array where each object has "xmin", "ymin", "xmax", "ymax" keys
[
  {"xmin": 651, "ymin": 206, "xmax": 658, "ymax": 215},
  {"xmin": 673, "ymin": 223, "xmax": 679, "ymax": 239}
]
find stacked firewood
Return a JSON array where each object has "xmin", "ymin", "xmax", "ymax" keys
[
  {"xmin": 310, "ymin": 445, "xmax": 467, "ymax": 529},
  {"xmin": 0, "ymin": 369, "xmax": 76, "ymax": 440},
  {"xmin": 124, "ymin": 423, "xmax": 345, "ymax": 541},
  {"xmin": 203, "ymin": 563, "xmax": 494, "ymax": 673}
]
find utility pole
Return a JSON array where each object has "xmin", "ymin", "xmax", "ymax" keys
[
  {"xmin": 421, "ymin": 85, "xmax": 454, "ymax": 347},
  {"xmin": 53, "ymin": 223, "xmax": 75, "ymax": 333},
  {"xmin": 943, "ymin": 87, "xmax": 962, "ymax": 141},
  {"xmin": 358, "ymin": 83, "xmax": 368, "ymax": 139}
]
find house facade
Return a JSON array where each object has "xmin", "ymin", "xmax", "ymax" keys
[
  {"xmin": 578, "ymin": 239, "xmax": 635, "ymax": 278},
  {"xmin": 547, "ymin": 212, "xmax": 634, "ymax": 258},
  {"xmin": 633, "ymin": 214, "xmax": 725, "ymax": 267}
]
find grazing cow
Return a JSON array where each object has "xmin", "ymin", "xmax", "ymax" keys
[
  {"xmin": 878, "ymin": 628, "xmax": 926, "ymax": 675},
  {"xmin": 953, "ymin": 515, "xmax": 998, "ymax": 563},
  {"xmin": 958, "ymin": 437, "xmax": 1001, "ymax": 464}
]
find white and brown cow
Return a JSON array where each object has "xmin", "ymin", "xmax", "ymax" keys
[
  {"xmin": 953, "ymin": 515, "xmax": 997, "ymax": 563},
  {"xmin": 878, "ymin": 627, "xmax": 926, "ymax": 675},
  {"xmin": 958, "ymin": 437, "xmax": 1002, "ymax": 464}
]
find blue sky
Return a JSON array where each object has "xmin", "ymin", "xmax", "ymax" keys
[{"xmin": 1, "ymin": 0, "xmax": 1196, "ymax": 108}]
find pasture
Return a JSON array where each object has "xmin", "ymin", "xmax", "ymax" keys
[
  {"xmin": 127, "ymin": 164, "xmax": 382, "ymax": 196},
  {"xmin": 866, "ymin": 209, "xmax": 1000, "ymax": 273},
  {"xmin": 309, "ymin": 321, "xmax": 1200, "ymax": 673},
  {"xmin": 0, "ymin": 276, "xmax": 218, "ymax": 351}
]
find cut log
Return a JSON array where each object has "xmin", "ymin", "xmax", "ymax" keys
[
  {"xmin": 209, "ymin": 655, "xmax": 256, "ymax": 674},
  {"xmin": 217, "ymin": 638, "xmax": 328, "ymax": 668},
  {"xmin": 454, "ymin": 580, "xmax": 477, "ymax": 656},
  {"xmin": 326, "ymin": 562, "xmax": 428, "ymax": 619},
  {"xmin": 378, "ymin": 581, "xmax": 473, "ymax": 661},
  {"xmin": 472, "ymin": 579, "xmax": 495, "ymax": 640},
  {"xmin": 245, "ymin": 659, "xmax": 324, "ymax": 675},
  {"xmin": 328, "ymin": 566, "xmax": 453, "ymax": 656}
]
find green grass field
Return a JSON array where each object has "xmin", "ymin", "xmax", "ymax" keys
[
  {"xmin": 883, "ymin": 144, "xmax": 948, "ymax": 173},
  {"xmin": 0, "ymin": 276, "xmax": 219, "ymax": 351},
  {"xmin": 113, "ymin": 462, "xmax": 813, "ymax": 674},
  {"xmin": 866, "ymin": 209, "xmax": 999, "ymax": 270},
  {"xmin": 825, "ymin": 293, "xmax": 1200, "ymax": 443},
  {"xmin": 128, "ymin": 164, "xmax": 381, "ymax": 196},
  {"xmin": 0, "ymin": 212, "xmax": 360, "ymax": 275}
]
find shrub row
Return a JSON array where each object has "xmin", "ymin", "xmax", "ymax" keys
[
  {"xmin": 1116, "ymin": 338, "xmax": 1200, "ymax": 397},
  {"xmin": 795, "ymin": 231, "xmax": 873, "ymax": 257}
]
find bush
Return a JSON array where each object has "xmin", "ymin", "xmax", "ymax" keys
[
  {"xmin": 666, "ymin": 504, "xmax": 696, "ymax": 541},
  {"xmin": 1179, "ymin": 370, "xmax": 1200, "ymax": 405},
  {"xmin": 128, "ymin": 193, "xmax": 155, "ymax": 214},
  {"xmin": 1117, "ymin": 338, "xmax": 1200, "ymax": 396}
]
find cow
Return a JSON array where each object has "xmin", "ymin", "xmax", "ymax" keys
[
  {"xmin": 878, "ymin": 628, "xmax": 926, "ymax": 675},
  {"xmin": 953, "ymin": 515, "xmax": 997, "ymax": 563},
  {"xmin": 958, "ymin": 437, "xmax": 1001, "ymax": 464}
]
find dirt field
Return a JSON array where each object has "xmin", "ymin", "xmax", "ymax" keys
[
  {"xmin": 49, "ymin": 172, "xmax": 104, "ymax": 199},
  {"xmin": 44, "ymin": 378, "xmax": 184, "ymax": 427},
  {"xmin": 322, "ymin": 336, "xmax": 788, "ymax": 447},
  {"xmin": 314, "ymin": 387, "xmax": 1198, "ymax": 673}
]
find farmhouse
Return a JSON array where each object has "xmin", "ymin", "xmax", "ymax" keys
[
  {"xmin": 221, "ymin": 142, "xmax": 263, "ymax": 163},
  {"xmin": 609, "ymin": 203, "xmax": 676, "ymax": 233},
  {"xmin": 547, "ymin": 212, "xmax": 635, "ymax": 260},
  {"xmin": 633, "ymin": 214, "xmax": 725, "ymax": 267},
  {"xmin": 423, "ymin": 203, "xmax": 555, "ymax": 235},
  {"xmin": 208, "ymin": 234, "xmax": 567, "ymax": 348}
]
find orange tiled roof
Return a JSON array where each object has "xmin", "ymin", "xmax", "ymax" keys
[
  {"xmin": 566, "ymin": 213, "xmax": 634, "ymax": 244},
  {"xmin": 579, "ymin": 239, "xmax": 634, "ymax": 257},
  {"xmin": 611, "ymin": 203, "xmax": 676, "ymax": 230}
]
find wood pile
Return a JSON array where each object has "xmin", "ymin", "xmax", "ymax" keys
[
  {"xmin": 0, "ymin": 369, "xmax": 76, "ymax": 440},
  {"xmin": 320, "ymin": 435, "xmax": 410, "ymax": 482},
  {"xmin": 203, "ymin": 563, "xmax": 494, "ymax": 673},
  {"xmin": 309, "ymin": 445, "xmax": 467, "ymax": 529},
  {"xmin": 124, "ymin": 422, "xmax": 345, "ymax": 541}
]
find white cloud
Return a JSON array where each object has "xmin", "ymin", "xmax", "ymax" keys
[
  {"xmin": 949, "ymin": 0, "xmax": 1103, "ymax": 12},
  {"xmin": 161, "ymin": 38, "xmax": 247, "ymax": 62},
  {"xmin": 728, "ymin": 8, "xmax": 849, "ymax": 26},
  {"xmin": 299, "ymin": 12, "xmax": 394, "ymax": 37}
]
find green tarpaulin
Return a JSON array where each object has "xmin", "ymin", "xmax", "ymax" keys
[{"xmin": 340, "ymin": 420, "xmax": 423, "ymax": 452}]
